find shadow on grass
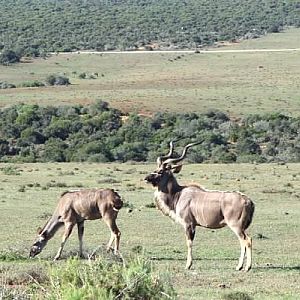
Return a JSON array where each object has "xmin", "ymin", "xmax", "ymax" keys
[
  {"xmin": 32, "ymin": 246, "xmax": 122, "ymax": 262},
  {"xmin": 150, "ymin": 256, "xmax": 236, "ymax": 262},
  {"xmin": 256, "ymin": 264, "xmax": 300, "ymax": 271}
]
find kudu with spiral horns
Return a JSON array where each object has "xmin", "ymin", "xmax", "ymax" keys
[{"xmin": 145, "ymin": 141, "xmax": 255, "ymax": 271}]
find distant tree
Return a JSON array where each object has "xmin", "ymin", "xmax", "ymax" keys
[
  {"xmin": 45, "ymin": 75, "xmax": 56, "ymax": 86},
  {"xmin": 112, "ymin": 142, "xmax": 148, "ymax": 162},
  {"xmin": 78, "ymin": 72, "xmax": 87, "ymax": 79},
  {"xmin": 55, "ymin": 75, "xmax": 70, "ymax": 85},
  {"xmin": 45, "ymin": 75, "xmax": 70, "ymax": 86},
  {"xmin": 0, "ymin": 50, "xmax": 21, "ymax": 65},
  {"xmin": 44, "ymin": 119, "xmax": 72, "ymax": 140},
  {"xmin": 0, "ymin": 139, "xmax": 10, "ymax": 157},
  {"xmin": 0, "ymin": 81, "xmax": 16, "ymax": 89},
  {"xmin": 20, "ymin": 128, "xmax": 45, "ymax": 144},
  {"xmin": 41, "ymin": 138, "xmax": 67, "ymax": 162},
  {"xmin": 236, "ymin": 137, "xmax": 261, "ymax": 155},
  {"xmin": 267, "ymin": 24, "xmax": 280, "ymax": 33}
]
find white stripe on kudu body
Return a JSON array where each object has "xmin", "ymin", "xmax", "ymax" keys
[{"xmin": 145, "ymin": 141, "xmax": 255, "ymax": 271}]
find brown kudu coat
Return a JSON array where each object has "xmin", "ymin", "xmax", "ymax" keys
[{"xmin": 29, "ymin": 189, "xmax": 123, "ymax": 260}]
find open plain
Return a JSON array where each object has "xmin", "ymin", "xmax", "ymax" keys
[
  {"xmin": 0, "ymin": 162, "xmax": 299, "ymax": 299},
  {"xmin": 0, "ymin": 28, "xmax": 299, "ymax": 116}
]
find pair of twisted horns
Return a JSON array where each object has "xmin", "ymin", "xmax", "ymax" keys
[{"xmin": 157, "ymin": 140, "xmax": 202, "ymax": 167}]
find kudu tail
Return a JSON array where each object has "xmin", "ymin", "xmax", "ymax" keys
[
  {"xmin": 243, "ymin": 198, "xmax": 255, "ymax": 230},
  {"xmin": 112, "ymin": 190, "xmax": 123, "ymax": 211}
]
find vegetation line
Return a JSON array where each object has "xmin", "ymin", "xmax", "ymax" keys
[
  {"xmin": 1, "ymin": 101, "xmax": 300, "ymax": 164},
  {"xmin": 1, "ymin": 0, "xmax": 299, "ymax": 57},
  {"xmin": 52, "ymin": 48, "xmax": 300, "ymax": 55}
]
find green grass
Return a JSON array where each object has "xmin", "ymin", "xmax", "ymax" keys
[
  {"xmin": 0, "ymin": 162, "xmax": 300, "ymax": 299},
  {"xmin": 0, "ymin": 28, "xmax": 299, "ymax": 116},
  {"xmin": 218, "ymin": 27, "xmax": 300, "ymax": 50}
]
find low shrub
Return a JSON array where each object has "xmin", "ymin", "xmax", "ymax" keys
[
  {"xmin": 0, "ymin": 249, "xmax": 27, "ymax": 262},
  {"xmin": 45, "ymin": 74, "xmax": 70, "ymax": 86},
  {"xmin": 223, "ymin": 291, "xmax": 253, "ymax": 300},
  {"xmin": 19, "ymin": 80, "xmax": 45, "ymax": 88},
  {"xmin": 145, "ymin": 202, "xmax": 156, "ymax": 208},
  {"xmin": 1, "ymin": 165, "xmax": 21, "ymax": 175},
  {"xmin": 45, "ymin": 181, "xmax": 68, "ymax": 188},
  {"xmin": 0, "ymin": 81, "xmax": 16, "ymax": 89},
  {"xmin": 43, "ymin": 256, "xmax": 176, "ymax": 299}
]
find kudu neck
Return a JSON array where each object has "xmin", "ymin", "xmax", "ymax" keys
[
  {"xmin": 41, "ymin": 215, "xmax": 62, "ymax": 240},
  {"xmin": 158, "ymin": 175, "xmax": 183, "ymax": 195}
]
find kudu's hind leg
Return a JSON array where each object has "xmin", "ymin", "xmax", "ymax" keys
[
  {"xmin": 54, "ymin": 222, "xmax": 74, "ymax": 261},
  {"xmin": 185, "ymin": 224, "xmax": 196, "ymax": 270},
  {"xmin": 229, "ymin": 225, "xmax": 252, "ymax": 271},
  {"xmin": 77, "ymin": 221, "xmax": 84, "ymax": 258},
  {"xmin": 103, "ymin": 214, "xmax": 121, "ymax": 255},
  {"xmin": 236, "ymin": 237, "xmax": 246, "ymax": 271},
  {"xmin": 244, "ymin": 234, "xmax": 252, "ymax": 271}
]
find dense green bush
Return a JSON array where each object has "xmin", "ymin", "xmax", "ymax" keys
[
  {"xmin": 0, "ymin": 0, "xmax": 299, "ymax": 56},
  {"xmin": 41, "ymin": 138, "xmax": 67, "ymax": 162},
  {"xmin": 0, "ymin": 49, "xmax": 21, "ymax": 64},
  {"xmin": 45, "ymin": 256, "xmax": 177, "ymax": 300},
  {"xmin": 0, "ymin": 81, "xmax": 16, "ymax": 89},
  {"xmin": 0, "ymin": 101, "xmax": 300, "ymax": 163},
  {"xmin": 19, "ymin": 80, "xmax": 45, "ymax": 88},
  {"xmin": 45, "ymin": 74, "xmax": 70, "ymax": 86}
]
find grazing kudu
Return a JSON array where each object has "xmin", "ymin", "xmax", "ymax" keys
[
  {"xmin": 145, "ymin": 142, "xmax": 255, "ymax": 271},
  {"xmin": 29, "ymin": 189, "xmax": 123, "ymax": 260}
]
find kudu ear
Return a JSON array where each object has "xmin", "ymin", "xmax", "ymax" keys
[
  {"xmin": 172, "ymin": 164, "xmax": 183, "ymax": 174},
  {"xmin": 37, "ymin": 227, "xmax": 43, "ymax": 234}
]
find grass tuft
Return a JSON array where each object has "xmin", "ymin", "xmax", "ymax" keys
[
  {"xmin": 0, "ymin": 249, "xmax": 28, "ymax": 262},
  {"xmin": 145, "ymin": 202, "xmax": 156, "ymax": 208},
  {"xmin": 223, "ymin": 291, "xmax": 253, "ymax": 300},
  {"xmin": 43, "ymin": 256, "xmax": 177, "ymax": 299},
  {"xmin": 1, "ymin": 166, "xmax": 21, "ymax": 175}
]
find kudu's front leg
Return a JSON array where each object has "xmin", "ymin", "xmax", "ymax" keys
[
  {"xmin": 77, "ymin": 221, "xmax": 85, "ymax": 258},
  {"xmin": 54, "ymin": 222, "xmax": 74, "ymax": 261},
  {"xmin": 185, "ymin": 224, "xmax": 196, "ymax": 270},
  {"xmin": 103, "ymin": 214, "xmax": 121, "ymax": 255}
]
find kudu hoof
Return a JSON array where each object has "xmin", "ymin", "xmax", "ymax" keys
[
  {"xmin": 53, "ymin": 256, "xmax": 61, "ymax": 261},
  {"xmin": 106, "ymin": 247, "xmax": 114, "ymax": 254}
]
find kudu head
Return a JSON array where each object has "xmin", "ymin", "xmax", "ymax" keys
[
  {"xmin": 29, "ymin": 228, "xmax": 48, "ymax": 258},
  {"xmin": 145, "ymin": 141, "xmax": 201, "ymax": 188}
]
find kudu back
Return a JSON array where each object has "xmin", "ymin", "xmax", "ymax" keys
[
  {"xmin": 29, "ymin": 189, "xmax": 123, "ymax": 260},
  {"xmin": 145, "ymin": 141, "xmax": 255, "ymax": 271}
]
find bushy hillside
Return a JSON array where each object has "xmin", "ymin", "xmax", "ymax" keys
[
  {"xmin": 0, "ymin": 0, "xmax": 299, "ymax": 56},
  {"xmin": 1, "ymin": 101, "xmax": 300, "ymax": 163}
]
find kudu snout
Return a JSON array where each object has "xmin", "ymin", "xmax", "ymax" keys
[
  {"xmin": 144, "ymin": 173, "xmax": 161, "ymax": 186},
  {"xmin": 29, "ymin": 245, "xmax": 41, "ymax": 258}
]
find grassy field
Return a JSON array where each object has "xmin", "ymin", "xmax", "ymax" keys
[
  {"xmin": 217, "ymin": 27, "xmax": 300, "ymax": 50},
  {"xmin": 0, "ymin": 28, "xmax": 299, "ymax": 116},
  {"xmin": 0, "ymin": 162, "xmax": 300, "ymax": 299}
]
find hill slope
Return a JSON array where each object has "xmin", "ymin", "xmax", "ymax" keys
[
  {"xmin": 1, "ymin": 28, "xmax": 299, "ymax": 117},
  {"xmin": 0, "ymin": 0, "xmax": 299, "ymax": 55}
]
